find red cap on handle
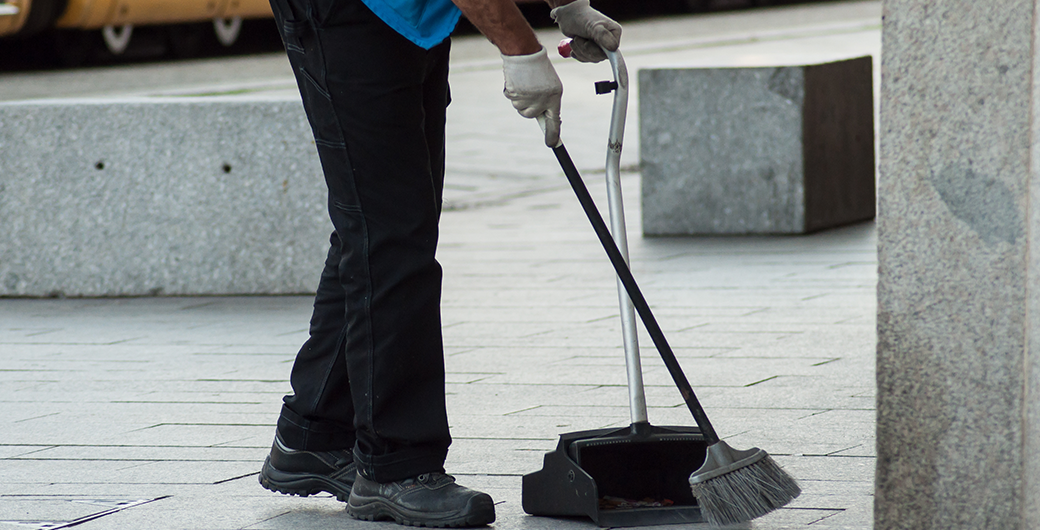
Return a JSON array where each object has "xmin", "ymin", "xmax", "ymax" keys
[{"xmin": 558, "ymin": 38, "xmax": 572, "ymax": 59}]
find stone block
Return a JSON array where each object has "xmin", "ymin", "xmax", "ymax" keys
[
  {"xmin": 0, "ymin": 96, "xmax": 329, "ymax": 297},
  {"xmin": 639, "ymin": 56, "xmax": 875, "ymax": 235}
]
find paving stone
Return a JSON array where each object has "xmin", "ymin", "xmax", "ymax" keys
[
  {"xmin": 0, "ymin": 496, "xmax": 160, "ymax": 523},
  {"xmin": 804, "ymin": 502, "xmax": 872, "ymax": 528},
  {"xmin": 105, "ymin": 424, "xmax": 275, "ymax": 448},
  {"xmin": 3, "ymin": 460, "xmax": 138, "ymax": 485},
  {"xmin": 89, "ymin": 492, "xmax": 320, "ymax": 530},
  {"xmin": 12, "ymin": 445, "xmax": 266, "ymax": 462},
  {"xmin": 0, "ymin": 446, "xmax": 44, "ymax": 459}
]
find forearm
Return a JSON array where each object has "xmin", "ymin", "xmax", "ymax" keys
[{"xmin": 451, "ymin": 0, "xmax": 541, "ymax": 56}]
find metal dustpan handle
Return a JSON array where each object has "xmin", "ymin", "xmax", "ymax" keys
[
  {"xmin": 539, "ymin": 47, "xmax": 720, "ymax": 444},
  {"xmin": 601, "ymin": 48, "xmax": 648, "ymax": 427}
]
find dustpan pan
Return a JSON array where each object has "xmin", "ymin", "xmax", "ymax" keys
[{"xmin": 521, "ymin": 45, "xmax": 711, "ymax": 527}]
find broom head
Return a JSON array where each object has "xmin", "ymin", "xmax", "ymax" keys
[{"xmin": 688, "ymin": 441, "xmax": 800, "ymax": 527}]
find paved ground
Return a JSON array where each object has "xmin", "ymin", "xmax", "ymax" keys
[{"xmin": 0, "ymin": 2, "xmax": 880, "ymax": 528}]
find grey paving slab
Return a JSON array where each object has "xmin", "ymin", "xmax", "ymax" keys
[
  {"xmin": 76, "ymin": 490, "xmax": 312, "ymax": 530},
  {"xmin": 789, "ymin": 490, "xmax": 874, "ymax": 512},
  {"xmin": 696, "ymin": 388, "xmax": 873, "ymax": 416},
  {"xmin": 8, "ymin": 445, "xmax": 266, "ymax": 463},
  {"xmin": 0, "ymin": 497, "xmax": 167, "ymax": 524},
  {"xmin": 446, "ymin": 440, "xmax": 557, "ymax": 476},
  {"xmin": 805, "ymin": 504, "xmax": 872, "ymax": 528},
  {"xmin": 445, "ymin": 417, "xmax": 608, "ymax": 442},
  {"xmin": 0, "ymin": 446, "xmax": 44, "ymax": 459},
  {"xmin": 3, "ymin": 460, "xmax": 143, "ymax": 485}
]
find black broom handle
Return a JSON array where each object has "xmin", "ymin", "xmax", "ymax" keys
[{"xmin": 552, "ymin": 143, "xmax": 720, "ymax": 444}]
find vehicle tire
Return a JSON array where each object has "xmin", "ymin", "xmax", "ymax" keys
[
  {"xmin": 101, "ymin": 24, "xmax": 133, "ymax": 55},
  {"xmin": 17, "ymin": 0, "xmax": 70, "ymax": 37},
  {"xmin": 213, "ymin": 16, "xmax": 242, "ymax": 47}
]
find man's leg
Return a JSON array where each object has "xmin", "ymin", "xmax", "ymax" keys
[
  {"xmin": 266, "ymin": 0, "xmax": 451, "ymax": 473},
  {"xmin": 261, "ymin": 2, "xmax": 491, "ymax": 526},
  {"xmin": 289, "ymin": 0, "xmax": 452, "ymax": 482},
  {"xmin": 259, "ymin": 0, "xmax": 366, "ymax": 501}
]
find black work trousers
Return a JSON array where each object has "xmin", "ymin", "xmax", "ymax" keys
[{"xmin": 268, "ymin": 0, "xmax": 452, "ymax": 483}]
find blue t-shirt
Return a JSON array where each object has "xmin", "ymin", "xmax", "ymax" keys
[{"xmin": 360, "ymin": 0, "xmax": 461, "ymax": 49}]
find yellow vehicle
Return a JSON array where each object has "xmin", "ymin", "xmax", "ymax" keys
[
  {"xmin": 0, "ymin": 0, "xmax": 774, "ymax": 65},
  {"xmin": 0, "ymin": 0, "xmax": 272, "ymax": 58}
]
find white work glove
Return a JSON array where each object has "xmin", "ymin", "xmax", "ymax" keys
[
  {"xmin": 502, "ymin": 47, "xmax": 563, "ymax": 147},
  {"xmin": 550, "ymin": 0, "xmax": 621, "ymax": 63}
]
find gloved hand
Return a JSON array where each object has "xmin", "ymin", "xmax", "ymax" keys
[
  {"xmin": 550, "ymin": 0, "xmax": 621, "ymax": 63},
  {"xmin": 502, "ymin": 46, "xmax": 563, "ymax": 147}
]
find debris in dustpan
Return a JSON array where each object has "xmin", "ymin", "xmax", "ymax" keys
[{"xmin": 599, "ymin": 496, "xmax": 675, "ymax": 510}]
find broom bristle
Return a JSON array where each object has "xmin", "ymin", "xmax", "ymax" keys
[{"xmin": 690, "ymin": 453, "xmax": 800, "ymax": 527}]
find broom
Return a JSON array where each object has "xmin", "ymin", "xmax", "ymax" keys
[{"xmin": 540, "ymin": 113, "xmax": 801, "ymax": 526}]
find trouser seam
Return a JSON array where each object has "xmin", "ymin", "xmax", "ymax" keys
[{"xmin": 310, "ymin": 20, "xmax": 377, "ymax": 440}]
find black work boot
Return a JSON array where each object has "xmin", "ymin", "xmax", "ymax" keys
[
  {"xmin": 347, "ymin": 472, "xmax": 495, "ymax": 528},
  {"xmin": 258, "ymin": 434, "xmax": 357, "ymax": 501}
]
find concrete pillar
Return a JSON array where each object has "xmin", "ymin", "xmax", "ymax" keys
[{"xmin": 877, "ymin": 0, "xmax": 1040, "ymax": 528}]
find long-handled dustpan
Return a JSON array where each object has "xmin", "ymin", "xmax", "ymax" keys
[{"xmin": 521, "ymin": 45, "xmax": 799, "ymax": 528}]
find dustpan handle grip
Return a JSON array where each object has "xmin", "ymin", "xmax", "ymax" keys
[{"xmin": 550, "ymin": 143, "xmax": 721, "ymax": 444}]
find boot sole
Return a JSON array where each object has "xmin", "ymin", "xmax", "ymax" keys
[
  {"xmin": 347, "ymin": 492, "xmax": 495, "ymax": 528},
  {"xmin": 258, "ymin": 457, "xmax": 354, "ymax": 502}
]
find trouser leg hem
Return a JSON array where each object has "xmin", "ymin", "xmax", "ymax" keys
[
  {"xmin": 277, "ymin": 404, "xmax": 356, "ymax": 452},
  {"xmin": 353, "ymin": 447, "xmax": 449, "ymax": 483}
]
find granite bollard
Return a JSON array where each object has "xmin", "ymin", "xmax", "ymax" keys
[
  {"xmin": 0, "ymin": 97, "xmax": 329, "ymax": 297},
  {"xmin": 639, "ymin": 56, "xmax": 875, "ymax": 235},
  {"xmin": 877, "ymin": 0, "xmax": 1040, "ymax": 528}
]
